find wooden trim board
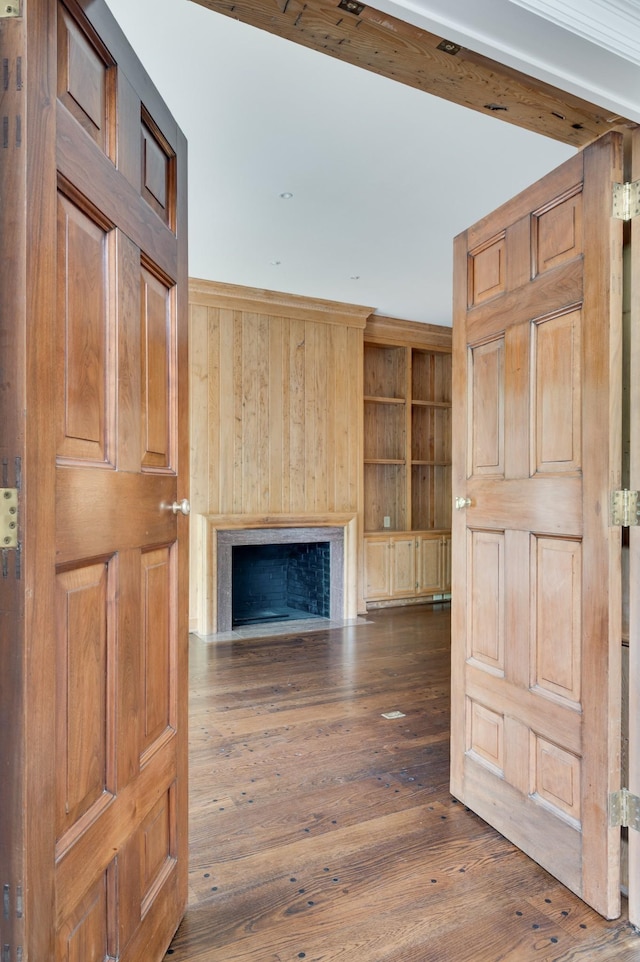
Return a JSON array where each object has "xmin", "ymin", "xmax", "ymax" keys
[{"xmin": 192, "ymin": 0, "xmax": 636, "ymax": 147}]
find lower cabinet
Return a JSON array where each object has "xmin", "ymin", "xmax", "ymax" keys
[{"xmin": 364, "ymin": 531, "xmax": 451, "ymax": 604}]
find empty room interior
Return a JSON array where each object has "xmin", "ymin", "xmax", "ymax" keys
[{"xmin": 4, "ymin": 0, "xmax": 640, "ymax": 959}]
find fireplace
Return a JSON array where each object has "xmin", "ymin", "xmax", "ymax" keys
[{"xmin": 216, "ymin": 527, "xmax": 345, "ymax": 632}]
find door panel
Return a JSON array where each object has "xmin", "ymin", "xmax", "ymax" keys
[
  {"xmin": 532, "ymin": 308, "xmax": 581, "ymax": 473},
  {"xmin": 468, "ymin": 338, "xmax": 504, "ymax": 477},
  {"xmin": 141, "ymin": 263, "xmax": 174, "ymax": 468},
  {"xmin": 451, "ymin": 134, "xmax": 623, "ymax": 918},
  {"xmin": 468, "ymin": 529, "xmax": 504, "ymax": 672},
  {"xmin": 533, "ymin": 536, "xmax": 582, "ymax": 704},
  {"xmin": 56, "ymin": 872, "xmax": 112, "ymax": 962},
  {"xmin": 55, "ymin": 560, "xmax": 111, "ymax": 838},
  {"xmin": 56, "ymin": 3, "xmax": 116, "ymax": 155},
  {"xmin": 141, "ymin": 545, "xmax": 173, "ymax": 751},
  {"xmin": 56, "ymin": 190, "xmax": 113, "ymax": 463},
  {"xmin": 8, "ymin": 1, "xmax": 189, "ymax": 958}
]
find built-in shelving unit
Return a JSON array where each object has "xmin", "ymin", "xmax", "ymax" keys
[
  {"xmin": 363, "ymin": 342, "xmax": 406, "ymax": 532},
  {"xmin": 362, "ymin": 316, "xmax": 452, "ymax": 606}
]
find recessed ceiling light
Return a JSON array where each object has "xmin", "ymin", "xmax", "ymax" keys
[
  {"xmin": 270, "ymin": 260, "xmax": 282, "ymax": 266},
  {"xmin": 279, "ymin": 192, "xmax": 293, "ymax": 199},
  {"xmin": 350, "ymin": 275, "xmax": 360, "ymax": 280}
]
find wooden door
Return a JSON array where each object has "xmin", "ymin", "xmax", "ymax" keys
[
  {"xmin": 0, "ymin": 1, "xmax": 188, "ymax": 958},
  {"xmin": 451, "ymin": 133, "xmax": 623, "ymax": 918}
]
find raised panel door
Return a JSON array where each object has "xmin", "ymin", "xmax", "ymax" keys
[
  {"xmin": 10, "ymin": 2, "xmax": 189, "ymax": 958},
  {"xmin": 451, "ymin": 134, "xmax": 623, "ymax": 918},
  {"xmin": 391, "ymin": 536, "xmax": 416, "ymax": 596},
  {"xmin": 364, "ymin": 537, "xmax": 391, "ymax": 600}
]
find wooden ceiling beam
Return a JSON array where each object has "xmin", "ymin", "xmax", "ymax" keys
[{"xmin": 191, "ymin": 0, "xmax": 636, "ymax": 146}]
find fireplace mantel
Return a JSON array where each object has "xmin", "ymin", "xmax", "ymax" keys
[{"xmin": 193, "ymin": 513, "xmax": 359, "ymax": 635}]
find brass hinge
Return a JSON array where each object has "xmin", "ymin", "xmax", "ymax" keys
[
  {"xmin": 613, "ymin": 180, "xmax": 640, "ymax": 221},
  {"xmin": 1, "ymin": 946, "xmax": 24, "ymax": 962},
  {"xmin": 611, "ymin": 489, "xmax": 640, "ymax": 527},
  {"xmin": 0, "ymin": 2, "xmax": 20, "ymax": 17},
  {"xmin": 0, "ymin": 488, "xmax": 18, "ymax": 547},
  {"xmin": 1, "ymin": 881, "xmax": 24, "ymax": 962},
  {"xmin": 609, "ymin": 788, "xmax": 640, "ymax": 831}
]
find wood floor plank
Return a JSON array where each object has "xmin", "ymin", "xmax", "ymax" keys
[{"xmin": 165, "ymin": 605, "xmax": 640, "ymax": 961}]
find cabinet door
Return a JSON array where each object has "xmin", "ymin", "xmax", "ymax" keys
[
  {"xmin": 364, "ymin": 539, "xmax": 391, "ymax": 599},
  {"xmin": 391, "ymin": 537, "xmax": 417, "ymax": 596},
  {"xmin": 417, "ymin": 536, "xmax": 442, "ymax": 594}
]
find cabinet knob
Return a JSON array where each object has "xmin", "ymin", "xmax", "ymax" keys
[
  {"xmin": 171, "ymin": 499, "xmax": 191, "ymax": 516},
  {"xmin": 455, "ymin": 496, "xmax": 471, "ymax": 510}
]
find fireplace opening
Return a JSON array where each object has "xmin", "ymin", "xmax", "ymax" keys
[
  {"xmin": 232, "ymin": 541, "xmax": 330, "ymax": 627},
  {"xmin": 216, "ymin": 526, "xmax": 345, "ymax": 633}
]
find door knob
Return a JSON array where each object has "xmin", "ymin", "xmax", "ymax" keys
[
  {"xmin": 455, "ymin": 496, "xmax": 471, "ymax": 510},
  {"xmin": 171, "ymin": 499, "xmax": 191, "ymax": 516}
]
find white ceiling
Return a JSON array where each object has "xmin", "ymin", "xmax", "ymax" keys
[{"xmin": 104, "ymin": 0, "xmax": 640, "ymax": 326}]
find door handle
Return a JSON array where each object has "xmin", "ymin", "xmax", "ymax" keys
[
  {"xmin": 171, "ymin": 499, "xmax": 191, "ymax": 516},
  {"xmin": 455, "ymin": 496, "xmax": 471, "ymax": 510}
]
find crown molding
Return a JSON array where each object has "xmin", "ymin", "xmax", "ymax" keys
[
  {"xmin": 506, "ymin": 0, "xmax": 640, "ymax": 66},
  {"xmin": 189, "ymin": 278, "xmax": 373, "ymax": 328}
]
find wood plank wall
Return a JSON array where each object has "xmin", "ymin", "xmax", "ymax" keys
[{"xmin": 189, "ymin": 278, "xmax": 373, "ymax": 629}]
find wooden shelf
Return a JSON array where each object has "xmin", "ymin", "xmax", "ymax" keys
[
  {"xmin": 411, "ymin": 399, "xmax": 451, "ymax": 409},
  {"xmin": 364, "ymin": 395, "xmax": 406, "ymax": 404},
  {"xmin": 362, "ymin": 322, "xmax": 452, "ymax": 604}
]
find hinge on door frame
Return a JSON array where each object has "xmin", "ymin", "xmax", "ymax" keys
[
  {"xmin": 609, "ymin": 788, "xmax": 640, "ymax": 831},
  {"xmin": 0, "ymin": 489, "xmax": 18, "ymax": 548},
  {"xmin": 2, "ymin": 881, "xmax": 24, "ymax": 962},
  {"xmin": 611, "ymin": 489, "xmax": 640, "ymax": 527},
  {"xmin": 1, "ymin": 947, "xmax": 24, "ymax": 962},
  {"xmin": 613, "ymin": 180, "xmax": 640, "ymax": 221}
]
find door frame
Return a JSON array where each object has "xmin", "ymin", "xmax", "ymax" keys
[
  {"xmin": 0, "ymin": 3, "xmax": 636, "ymax": 957},
  {"xmin": 0, "ymin": 7, "xmax": 32, "ymax": 955},
  {"xmin": 628, "ymin": 125, "xmax": 640, "ymax": 928}
]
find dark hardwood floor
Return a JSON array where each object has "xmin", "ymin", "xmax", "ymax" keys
[{"xmin": 165, "ymin": 605, "xmax": 640, "ymax": 961}]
